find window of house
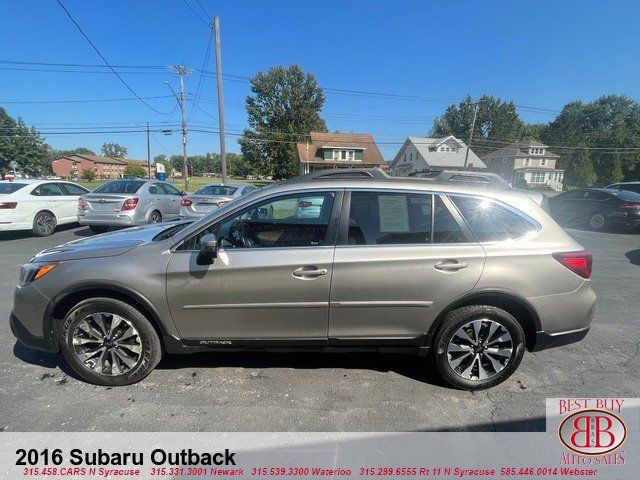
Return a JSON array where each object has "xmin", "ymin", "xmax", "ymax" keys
[
  {"xmin": 523, "ymin": 159, "xmax": 531, "ymax": 166},
  {"xmin": 333, "ymin": 149, "xmax": 355, "ymax": 161},
  {"xmin": 346, "ymin": 191, "xmax": 432, "ymax": 245},
  {"xmin": 450, "ymin": 196, "xmax": 538, "ymax": 242},
  {"xmin": 216, "ymin": 192, "xmax": 336, "ymax": 249},
  {"xmin": 540, "ymin": 158, "xmax": 547, "ymax": 166},
  {"xmin": 531, "ymin": 172, "xmax": 546, "ymax": 183}
]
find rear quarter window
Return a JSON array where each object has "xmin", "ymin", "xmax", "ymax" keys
[{"xmin": 450, "ymin": 195, "xmax": 538, "ymax": 242}]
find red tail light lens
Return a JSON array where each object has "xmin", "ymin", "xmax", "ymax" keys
[
  {"xmin": 553, "ymin": 250, "xmax": 592, "ymax": 279},
  {"xmin": 0, "ymin": 202, "xmax": 17, "ymax": 209},
  {"xmin": 216, "ymin": 200, "xmax": 230, "ymax": 207},
  {"xmin": 120, "ymin": 198, "xmax": 139, "ymax": 211},
  {"xmin": 77, "ymin": 197, "xmax": 87, "ymax": 210},
  {"xmin": 619, "ymin": 203, "xmax": 640, "ymax": 209},
  {"xmin": 181, "ymin": 199, "xmax": 192, "ymax": 207}
]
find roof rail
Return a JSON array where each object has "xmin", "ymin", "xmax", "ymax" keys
[{"xmin": 287, "ymin": 168, "xmax": 390, "ymax": 183}]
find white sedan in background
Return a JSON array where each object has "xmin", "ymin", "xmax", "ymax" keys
[{"xmin": 0, "ymin": 179, "xmax": 90, "ymax": 236}]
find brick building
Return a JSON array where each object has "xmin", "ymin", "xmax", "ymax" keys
[{"xmin": 51, "ymin": 155, "xmax": 154, "ymax": 179}]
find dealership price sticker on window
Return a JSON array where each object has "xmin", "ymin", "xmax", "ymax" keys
[{"xmin": 378, "ymin": 195, "xmax": 409, "ymax": 232}]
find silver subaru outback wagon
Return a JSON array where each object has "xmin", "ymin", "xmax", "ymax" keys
[{"xmin": 10, "ymin": 169, "xmax": 596, "ymax": 389}]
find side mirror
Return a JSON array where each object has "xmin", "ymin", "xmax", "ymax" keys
[{"xmin": 197, "ymin": 233, "xmax": 218, "ymax": 265}]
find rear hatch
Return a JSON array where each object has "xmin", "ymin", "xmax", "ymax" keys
[
  {"xmin": 83, "ymin": 194, "xmax": 132, "ymax": 215},
  {"xmin": 185, "ymin": 194, "xmax": 233, "ymax": 214}
]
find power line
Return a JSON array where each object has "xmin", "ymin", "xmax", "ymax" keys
[
  {"xmin": 188, "ymin": 35, "xmax": 213, "ymax": 122},
  {"xmin": 54, "ymin": 0, "xmax": 169, "ymax": 115},
  {"xmin": 194, "ymin": 0, "xmax": 212, "ymax": 21},
  {"xmin": 182, "ymin": 0, "xmax": 211, "ymax": 27},
  {"xmin": 0, "ymin": 95, "xmax": 173, "ymax": 104}
]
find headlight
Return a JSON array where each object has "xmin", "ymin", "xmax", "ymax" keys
[{"xmin": 18, "ymin": 263, "xmax": 58, "ymax": 286}]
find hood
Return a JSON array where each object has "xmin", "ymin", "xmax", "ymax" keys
[{"xmin": 31, "ymin": 223, "xmax": 179, "ymax": 262}]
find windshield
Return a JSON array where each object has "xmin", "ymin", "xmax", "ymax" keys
[
  {"xmin": 0, "ymin": 183, "xmax": 27, "ymax": 194},
  {"xmin": 93, "ymin": 180, "xmax": 145, "ymax": 194},
  {"xmin": 195, "ymin": 185, "xmax": 237, "ymax": 196}
]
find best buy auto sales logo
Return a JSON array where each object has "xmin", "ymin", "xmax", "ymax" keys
[{"xmin": 558, "ymin": 408, "xmax": 627, "ymax": 455}]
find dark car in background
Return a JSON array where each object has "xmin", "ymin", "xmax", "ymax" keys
[
  {"xmin": 607, "ymin": 182, "xmax": 640, "ymax": 194},
  {"xmin": 548, "ymin": 188, "xmax": 640, "ymax": 231}
]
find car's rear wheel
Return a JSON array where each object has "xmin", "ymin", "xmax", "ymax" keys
[
  {"xmin": 148, "ymin": 210, "xmax": 162, "ymax": 223},
  {"xmin": 89, "ymin": 225, "xmax": 109, "ymax": 234},
  {"xmin": 433, "ymin": 305, "xmax": 525, "ymax": 390},
  {"xmin": 59, "ymin": 298, "xmax": 162, "ymax": 386},
  {"xmin": 32, "ymin": 211, "xmax": 56, "ymax": 237},
  {"xmin": 588, "ymin": 212, "xmax": 607, "ymax": 231}
]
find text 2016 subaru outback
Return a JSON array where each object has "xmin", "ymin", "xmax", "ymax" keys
[{"xmin": 10, "ymin": 169, "xmax": 596, "ymax": 389}]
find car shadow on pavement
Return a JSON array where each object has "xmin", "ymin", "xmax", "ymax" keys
[
  {"xmin": 73, "ymin": 227, "xmax": 97, "ymax": 237},
  {"xmin": 156, "ymin": 351, "xmax": 447, "ymax": 388},
  {"xmin": 12, "ymin": 341, "xmax": 83, "ymax": 382},
  {"xmin": 0, "ymin": 223, "xmax": 80, "ymax": 241},
  {"xmin": 426, "ymin": 416, "xmax": 546, "ymax": 432},
  {"xmin": 626, "ymin": 249, "xmax": 640, "ymax": 265}
]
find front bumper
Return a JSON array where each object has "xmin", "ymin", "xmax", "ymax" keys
[{"xmin": 10, "ymin": 313, "xmax": 59, "ymax": 353}]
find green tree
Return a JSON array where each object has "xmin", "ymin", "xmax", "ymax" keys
[
  {"xmin": 242, "ymin": 65, "xmax": 327, "ymax": 179},
  {"xmin": 123, "ymin": 164, "xmax": 146, "ymax": 178},
  {"xmin": 542, "ymin": 95, "xmax": 640, "ymax": 186},
  {"xmin": 0, "ymin": 108, "xmax": 50, "ymax": 177},
  {"xmin": 81, "ymin": 169, "xmax": 96, "ymax": 181},
  {"xmin": 101, "ymin": 142, "xmax": 128, "ymax": 158},
  {"xmin": 431, "ymin": 95, "xmax": 532, "ymax": 156}
]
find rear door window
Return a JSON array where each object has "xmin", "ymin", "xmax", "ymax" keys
[
  {"xmin": 450, "ymin": 195, "xmax": 538, "ymax": 242},
  {"xmin": 161, "ymin": 183, "xmax": 182, "ymax": 195},
  {"xmin": 433, "ymin": 196, "xmax": 468, "ymax": 243},
  {"xmin": 584, "ymin": 190, "xmax": 610, "ymax": 201},
  {"xmin": 346, "ymin": 191, "xmax": 432, "ymax": 245},
  {"xmin": 61, "ymin": 183, "xmax": 89, "ymax": 196}
]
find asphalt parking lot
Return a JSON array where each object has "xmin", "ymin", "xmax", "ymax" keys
[{"xmin": 1, "ymin": 224, "xmax": 638, "ymax": 432}]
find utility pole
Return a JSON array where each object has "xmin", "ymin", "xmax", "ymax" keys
[
  {"xmin": 213, "ymin": 16, "xmax": 228, "ymax": 185},
  {"xmin": 166, "ymin": 66, "xmax": 192, "ymax": 191},
  {"xmin": 463, "ymin": 103, "xmax": 480, "ymax": 170},
  {"xmin": 146, "ymin": 122, "xmax": 151, "ymax": 179}
]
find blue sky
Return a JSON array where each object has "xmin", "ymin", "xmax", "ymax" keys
[{"xmin": 1, "ymin": 0, "xmax": 638, "ymax": 160}]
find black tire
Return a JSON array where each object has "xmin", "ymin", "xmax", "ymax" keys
[
  {"xmin": 148, "ymin": 210, "xmax": 162, "ymax": 223},
  {"xmin": 432, "ymin": 305, "xmax": 525, "ymax": 390},
  {"xmin": 59, "ymin": 297, "xmax": 162, "ymax": 386},
  {"xmin": 587, "ymin": 212, "xmax": 607, "ymax": 231},
  {"xmin": 89, "ymin": 225, "xmax": 109, "ymax": 234},
  {"xmin": 32, "ymin": 211, "xmax": 57, "ymax": 237}
]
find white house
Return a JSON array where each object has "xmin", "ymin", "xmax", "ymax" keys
[{"xmin": 389, "ymin": 136, "xmax": 486, "ymax": 175}]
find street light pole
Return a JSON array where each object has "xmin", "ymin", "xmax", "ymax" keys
[{"xmin": 463, "ymin": 103, "xmax": 480, "ymax": 170}]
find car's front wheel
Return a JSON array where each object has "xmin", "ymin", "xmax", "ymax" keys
[
  {"xmin": 59, "ymin": 297, "xmax": 162, "ymax": 386},
  {"xmin": 433, "ymin": 305, "xmax": 525, "ymax": 390}
]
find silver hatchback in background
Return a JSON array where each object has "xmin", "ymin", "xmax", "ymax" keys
[
  {"xmin": 179, "ymin": 182, "xmax": 258, "ymax": 220},
  {"xmin": 78, "ymin": 178, "xmax": 184, "ymax": 233}
]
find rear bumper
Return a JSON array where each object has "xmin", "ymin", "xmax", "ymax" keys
[
  {"xmin": 532, "ymin": 326, "xmax": 590, "ymax": 351},
  {"xmin": 78, "ymin": 212, "xmax": 144, "ymax": 226},
  {"xmin": 10, "ymin": 313, "xmax": 59, "ymax": 353}
]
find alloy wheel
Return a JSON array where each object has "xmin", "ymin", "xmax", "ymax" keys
[
  {"xmin": 149, "ymin": 211, "xmax": 162, "ymax": 223},
  {"xmin": 72, "ymin": 312, "xmax": 142, "ymax": 376},
  {"xmin": 446, "ymin": 318, "xmax": 513, "ymax": 381},
  {"xmin": 36, "ymin": 214, "xmax": 55, "ymax": 236},
  {"xmin": 589, "ymin": 213, "xmax": 605, "ymax": 230}
]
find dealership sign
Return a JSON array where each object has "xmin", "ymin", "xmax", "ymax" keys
[{"xmin": 559, "ymin": 408, "xmax": 627, "ymax": 456}]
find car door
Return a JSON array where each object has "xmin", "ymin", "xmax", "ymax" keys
[
  {"xmin": 328, "ymin": 190, "xmax": 485, "ymax": 345},
  {"xmin": 60, "ymin": 183, "xmax": 89, "ymax": 223},
  {"xmin": 160, "ymin": 182, "xmax": 183, "ymax": 218},
  {"xmin": 31, "ymin": 183, "xmax": 67, "ymax": 221},
  {"xmin": 147, "ymin": 182, "xmax": 169, "ymax": 218},
  {"xmin": 165, "ymin": 189, "xmax": 342, "ymax": 343}
]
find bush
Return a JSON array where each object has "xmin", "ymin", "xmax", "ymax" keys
[
  {"xmin": 81, "ymin": 169, "xmax": 96, "ymax": 181},
  {"xmin": 124, "ymin": 164, "xmax": 147, "ymax": 178}
]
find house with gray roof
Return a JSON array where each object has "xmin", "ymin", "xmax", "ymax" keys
[
  {"xmin": 389, "ymin": 136, "xmax": 486, "ymax": 176},
  {"xmin": 481, "ymin": 140, "xmax": 563, "ymax": 191}
]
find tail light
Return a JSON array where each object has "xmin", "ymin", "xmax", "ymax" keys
[
  {"xmin": 216, "ymin": 200, "xmax": 230, "ymax": 207},
  {"xmin": 121, "ymin": 198, "xmax": 139, "ymax": 211},
  {"xmin": 0, "ymin": 202, "xmax": 17, "ymax": 209},
  {"xmin": 77, "ymin": 197, "xmax": 87, "ymax": 210},
  {"xmin": 553, "ymin": 250, "xmax": 592, "ymax": 279},
  {"xmin": 619, "ymin": 203, "xmax": 640, "ymax": 209},
  {"xmin": 181, "ymin": 199, "xmax": 193, "ymax": 207}
]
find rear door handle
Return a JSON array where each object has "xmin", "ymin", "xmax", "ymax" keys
[
  {"xmin": 292, "ymin": 267, "xmax": 328, "ymax": 279},
  {"xmin": 434, "ymin": 260, "xmax": 468, "ymax": 271}
]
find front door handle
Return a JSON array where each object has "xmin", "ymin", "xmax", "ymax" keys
[
  {"xmin": 292, "ymin": 267, "xmax": 328, "ymax": 279},
  {"xmin": 434, "ymin": 260, "xmax": 468, "ymax": 271}
]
